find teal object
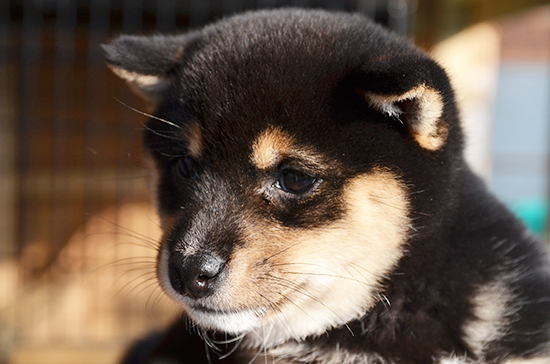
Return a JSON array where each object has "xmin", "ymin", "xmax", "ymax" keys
[{"xmin": 508, "ymin": 198, "xmax": 549, "ymax": 236}]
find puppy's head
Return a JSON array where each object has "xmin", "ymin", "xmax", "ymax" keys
[{"xmin": 105, "ymin": 9, "xmax": 463, "ymax": 345}]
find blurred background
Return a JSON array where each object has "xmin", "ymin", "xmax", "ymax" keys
[{"xmin": 0, "ymin": 0, "xmax": 549, "ymax": 363}]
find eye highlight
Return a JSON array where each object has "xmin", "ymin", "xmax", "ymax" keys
[{"xmin": 275, "ymin": 168, "xmax": 317, "ymax": 194}]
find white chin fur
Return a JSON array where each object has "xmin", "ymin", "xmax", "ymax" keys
[{"xmin": 187, "ymin": 308, "xmax": 264, "ymax": 334}]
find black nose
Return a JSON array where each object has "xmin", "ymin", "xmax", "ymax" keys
[{"xmin": 168, "ymin": 251, "xmax": 225, "ymax": 300}]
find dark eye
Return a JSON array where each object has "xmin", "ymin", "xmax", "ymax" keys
[
  {"xmin": 275, "ymin": 168, "xmax": 316, "ymax": 194},
  {"xmin": 173, "ymin": 157, "xmax": 197, "ymax": 179}
]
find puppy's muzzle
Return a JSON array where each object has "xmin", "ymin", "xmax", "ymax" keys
[{"xmin": 168, "ymin": 251, "xmax": 225, "ymax": 299}]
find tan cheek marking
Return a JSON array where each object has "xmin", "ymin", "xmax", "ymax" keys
[
  {"xmin": 251, "ymin": 127, "xmax": 295, "ymax": 169},
  {"xmin": 363, "ymin": 84, "xmax": 446, "ymax": 151},
  {"xmin": 221, "ymin": 170, "xmax": 411, "ymax": 344},
  {"xmin": 185, "ymin": 122, "xmax": 203, "ymax": 158}
]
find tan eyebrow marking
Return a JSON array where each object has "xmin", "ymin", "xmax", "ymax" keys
[
  {"xmin": 185, "ymin": 122, "xmax": 203, "ymax": 158},
  {"xmin": 251, "ymin": 126, "xmax": 296, "ymax": 170},
  {"xmin": 251, "ymin": 126, "xmax": 339, "ymax": 172}
]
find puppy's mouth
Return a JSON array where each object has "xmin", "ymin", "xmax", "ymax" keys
[
  {"xmin": 188, "ymin": 302, "xmax": 265, "ymax": 317},
  {"xmin": 184, "ymin": 301, "xmax": 270, "ymax": 335},
  {"xmin": 190, "ymin": 302, "xmax": 226, "ymax": 314}
]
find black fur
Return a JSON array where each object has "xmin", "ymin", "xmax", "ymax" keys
[{"xmin": 105, "ymin": 9, "xmax": 550, "ymax": 364}]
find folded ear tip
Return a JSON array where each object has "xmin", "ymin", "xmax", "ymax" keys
[
  {"xmin": 101, "ymin": 43, "xmax": 118, "ymax": 64},
  {"xmin": 103, "ymin": 34, "xmax": 190, "ymax": 104}
]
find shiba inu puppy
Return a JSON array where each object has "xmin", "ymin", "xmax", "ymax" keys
[{"xmin": 104, "ymin": 9, "xmax": 550, "ymax": 364}]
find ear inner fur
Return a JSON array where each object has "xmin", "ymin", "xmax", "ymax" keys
[
  {"xmin": 362, "ymin": 84, "xmax": 447, "ymax": 150},
  {"xmin": 108, "ymin": 65, "xmax": 172, "ymax": 108},
  {"xmin": 108, "ymin": 66, "xmax": 166, "ymax": 88}
]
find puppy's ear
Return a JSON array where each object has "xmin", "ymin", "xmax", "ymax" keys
[
  {"xmin": 102, "ymin": 33, "xmax": 197, "ymax": 104},
  {"xmin": 357, "ymin": 57, "xmax": 450, "ymax": 151}
]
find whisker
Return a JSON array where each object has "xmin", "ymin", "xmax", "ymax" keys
[
  {"xmin": 139, "ymin": 124, "xmax": 184, "ymax": 143},
  {"xmin": 217, "ymin": 334, "xmax": 245, "ymax": 360},
  {"xmin": 146, "ymin": 287, "xmax": 170, "ymax": 312},
  {"xmin": 272, "ymin": 269, "xmax": 375, "ymax": 288},
  {"xmin": 130, "ymin": 282, "xmax": 160, "ymax": 304},
  {"xmin": 210, "ymin": 333, "xmax": 246, "ymax": 345},
  {"xmin": 345, "ymin": 263, "xmax": 369, "ymax": 284},
  {"xmin": 83, "ymin": 213, "xmax": 161, "ymax": 248},
  {"xmin": 275, "ymin": 291, "xmax": 323, "ymax": 329},
  {"xmin": 114, "ymin": 97, "xmax": 181, "ymax": 129},
  {"xmin": 114, "ymin": 267, "xmax": 156, "ymax": 286},
  {"xmin": 87, "ymin": 258, "xmax": 156, "ymax": 283},
  {"xmin": 202, "ymin": 330, "xmax": 222, "ymax": 353},
  {"xmin": 246, "ymin": 328, "xmax": 269, "ymax": 364},
  {"xmin": 204, "ymin": 336, "xmax": 214, "ymax": 364},
  {"xmin": 117, "ymin": 278, "xmax": 159, "ymax": 301},
  {"xmin": 255, "ymin": 290, "xmax": 292, "ymax": 337},
  {"xmin": 83, "ymin": 231, "xmax": 159, "ymax": 251},
  {"xmin": 260, "ymin": 274, "xmax": 344, "ymax": 325},
  {"xmin": 262, "ymin": 241, "xmax": 303, "ymax": 262}
]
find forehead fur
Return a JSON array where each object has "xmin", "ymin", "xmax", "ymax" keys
[{"xmin": 177, "ymin": 10, "xmax": 410, "ymax": 122}]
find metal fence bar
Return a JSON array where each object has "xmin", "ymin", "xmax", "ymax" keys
[
  {"xmin": 18, "ymin": 0, "xmax": 45, "ymax": 262},
  {"xmin": 51, "ymin": 0, "xmax": 79, "ymax": 342},
  {"xmin": 156, "ymin": 0, "xmax": 178, "ymax": 32},
  {"xmin": 0, "ymin": 0, "xmax": 16, "ymax": 262},
  {"xmin": 123, "ymin": 0, "xmax": 145, "ymax": 32}
]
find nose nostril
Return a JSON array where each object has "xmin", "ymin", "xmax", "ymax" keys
[
  {"xmin": 191, "ymin": 255, "xmax": 224, "ymax": 290},
  {"xmin": 167, "ymin": 252, "xmax": 224, "ymax": 299}
]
